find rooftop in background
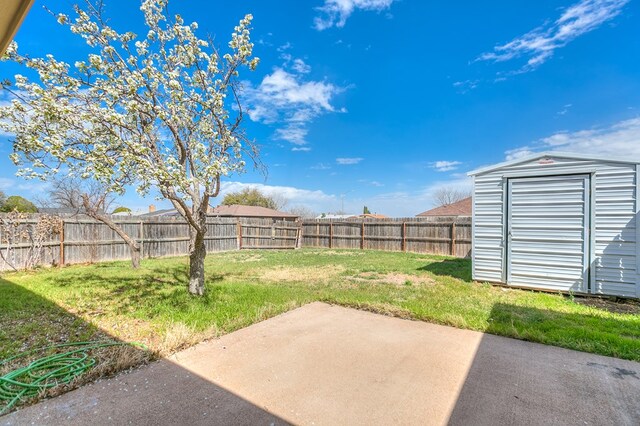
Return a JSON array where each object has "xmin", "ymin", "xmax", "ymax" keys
[
  {"xmin": 210, "ymin": 204, "xmax": 299, "ymax": 219},
  {"xmin": 356, "ymin": 213, "xmax": 389, "ymax": 219},
  {"xmin": 314, "ymin": 214, "xmax": 359, "ymax": 220},
  {"xmin": 416, "ymin": 197, "xmax": 472, "ymax": 218},
  {"xmin": 137, "ymin": 208, "xmax": 180, "ymax": 218}
]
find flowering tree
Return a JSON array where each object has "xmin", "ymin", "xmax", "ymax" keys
[{"xmin": 0, "ymin": 0, "xmax": 260, "ymax": 295}]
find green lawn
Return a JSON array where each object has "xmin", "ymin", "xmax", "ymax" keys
[{"xmin": 2, "ymin": 248, "xmax": 639, "ymax": 367}]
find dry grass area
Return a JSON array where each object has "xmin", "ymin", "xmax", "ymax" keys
[
  {"xmin": 259, "ymin": 265, "xmax": 346, "ymax": 283},
  {"xmin": 349, "ymin": 272, "xmax": 435, "ymax": 286}
]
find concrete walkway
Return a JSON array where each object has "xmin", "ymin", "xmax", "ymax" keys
[{"xmin": 4, "ymin": 302, "xmax": 639, "ymax": 425}]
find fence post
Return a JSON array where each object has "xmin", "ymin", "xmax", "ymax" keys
[
  {"xmin": 59, "ymin": 219, "xmax": 65, "ymax": 267},
  {"xmin": 402, "ymin": 221, "xmax": 406, "ymax": 252},
  {"xmin": 139, "ymin": 221, "xmax": 144, "ymax": 259},
  {"xmin": 316, "ymin": 222, "xmax": 319, "ymax": 247},
  {"xmin": 329, "ymin": 222, "xmax": 333, "ymax": 249},
  {"xmin": 236, "ymin": 220, "xmax": 242, "ymax": 250},
  {"xmin": 361, "ymin": 222, "xmax": 365, "ymax": 250},
  {"xmin": 451, "ymin": 222, "xmax": 456, "ymax": 256}
]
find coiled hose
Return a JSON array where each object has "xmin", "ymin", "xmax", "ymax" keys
[{"xmin": 0, "ymin": 340, "xmax": 145, "ymax": 415}]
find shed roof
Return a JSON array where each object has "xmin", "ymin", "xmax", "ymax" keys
[
  {"xmin": 209, "ymin": 204, "xmax": 298, "ymax": 218},
  {"xmin": 467, "ymin": 152, "xmax": 640, "ymax": 176},
  {"xmin": 416, "ymin": 197, "xmax": 472, "ymax": 217}
]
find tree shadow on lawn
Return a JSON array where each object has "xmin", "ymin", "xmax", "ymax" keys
[
  {"xmin": 0, "ymin": 276, "xmax": 151, "ymax": 413},
  {"xmin": 0, "ymin": 276, "xmax": 289, "ymax": 424},
  {"xmin": 41, "ymin": 265, "xmax": 227, "ymax": 314},
  {"xmin": 417, "ymin": 258, "xmax": 472, "ymax": 281}
]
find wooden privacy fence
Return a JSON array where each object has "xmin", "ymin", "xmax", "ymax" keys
[
  {"xmin": 301, "ymin": 218, "xmax": 472, "ymax": 258},
  {"xmin": 0, "ymin": 215, "xmax": 471, "ymax": 271},
  {"xmin": 0, "ymin": 215, "xmax": 300, "ymax": 271}
]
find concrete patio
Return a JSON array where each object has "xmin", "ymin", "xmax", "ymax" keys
[{"xmin": 4, "ymin": 302, "xmax": 639, "ymax": 425}]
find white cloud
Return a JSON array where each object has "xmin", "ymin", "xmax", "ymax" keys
[
  {"xmin": 311, "ymin": 163, "xmax": 332, "ymax": 170},
  {"xmin": 218, "ymin": 181, "xmax": 335, "ymax": 212},
  {"xmin": 478, "ymin": 0, "xmax": 629, "ymax": 73},
  {"xmin": 214, "ymin": 177, "xmax": 474, "ymax": 217},
  {"xmin": 336, "ymin": 157, "xmax": 363, "ymax": 165},
  {"xmin": 344, "ymin": 176, "xmax": 472, "ymax": 217},
  {"xmin": 292, "ymin": 146, "xmax": 312, "ymax": 152},
  {"xmin": 292, "ymin": 59, "xmax": 311, "ymax": 74},
  {"xmin": 505, "ymin": 117, "xmax": 640, "ymax": 160},
  {"xmin": 314, "ymin": 0, "xmax": 396, "ymax": 30},
  {"xmin": 0, "ymin": 178, "xmax": 15, "ymax": 190},
  {"xmin": 358, "ymin": 179, "xmax": 384, "ymax": 187},
  {"xmin": 453, "ymin": 79, "xmax": 479, "ymax": 93},
  {"xmin": 274, "ymin": 125, "xmax": 308, "ymax": 146},
  {"xmin": 242, "ymin": 67, "xmax": 343, "ymax": 148},
  {"xmin": 430, "ymin": 160, "xmax": 462, "ymax": 172},
  {"xmin": 557, "ymin": 103, "xmax": 573, "ymax": 116}
]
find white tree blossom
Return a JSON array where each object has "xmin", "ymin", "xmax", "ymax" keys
[{"xmin": 0, "ymin": 0, "xmax": 260, "ymax": 294}]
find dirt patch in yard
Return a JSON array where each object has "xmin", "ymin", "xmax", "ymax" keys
[
  {"xmin": 260, "ymin": 265, "xmax": 346, "ymax": 283},
  {"xmin": 229, "ymin": 254, "xmax": 264, "ymax": 263},
  {"xmin": 350, "ymin": 272, "xmax": 434, "ymax": 287},
  {"xmin": 301, "ymin": 250, "xmax": 364, "ymax": 256},
  {"xmin": 572, "ymin": 297, "xmax": 640, "ymax": 315}
]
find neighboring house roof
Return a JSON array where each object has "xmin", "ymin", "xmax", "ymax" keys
[
  {"xmin": 137, "ymin": 208, "xmax": 180, "ymax": 217},
  {"xmin": 314, "ymin": 214, "xmax": 358, "ymax": 219},
  {"xmin": 416, "ymin": 197, "xmax": 472, "ymax": 217},
  {"xmin": 210, "ymin": 204, "xmax": 298, "ymax": 219},
  {"xmin": 467, "ymin": 151, "xmax": 640, "ymax": 176},
  {"xmin": 0, "ymin": 0, "xmax": 33, "ymax": 55},
  {"xmin": 356, "ymin": 214, "xmax": 389, "ymax": 219}
]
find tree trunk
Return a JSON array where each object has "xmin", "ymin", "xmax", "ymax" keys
[
  {"xmin": 130, "ymin": 244, "xmax": 141, "ymax": 269},
  {"xmin": 188, "ymin": 229, "xmax": 206, "ymax": 295}
]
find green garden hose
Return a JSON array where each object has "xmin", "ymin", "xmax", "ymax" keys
[{"xmin": 0, "ymin": 340, "xmax": 146, "ymax": 415}]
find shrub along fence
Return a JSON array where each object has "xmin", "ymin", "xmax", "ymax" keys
[{"xmin": 0, "ymin": 214, "xmax": 470, "ymax": 271}]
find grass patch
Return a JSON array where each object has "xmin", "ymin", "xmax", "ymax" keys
[{"xmin": 1, "ymin": 248, "xmax": 639, "ymax": 410}]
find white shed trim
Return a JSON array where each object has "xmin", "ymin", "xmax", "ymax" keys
[
  {"xmin": 636, "ymin": 164, "xmax": 640, "ymax": 298},
  {"xmin": 468, "ymin": 152, "xmax": 640, "ymax": 176}
]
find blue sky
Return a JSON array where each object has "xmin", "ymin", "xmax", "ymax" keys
[{"xmin": 1, "ymin": 0, "xmax": 640, "ymax": 216}]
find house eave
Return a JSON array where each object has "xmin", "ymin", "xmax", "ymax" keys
[{"xmin": 0, "ymin": 0, "xmax": 34, "ymax": 55}]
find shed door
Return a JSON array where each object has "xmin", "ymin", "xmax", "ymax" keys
[{"xmin": 507, "ymin": 174, "xmax": 590, "ymax": 293}]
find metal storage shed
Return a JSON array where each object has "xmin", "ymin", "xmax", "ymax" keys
[{"xmin": 468, "ymin": 152, "xmax": 639, "ymax": 298}]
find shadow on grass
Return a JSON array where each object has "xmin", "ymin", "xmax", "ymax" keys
[
  {"xmin": 0, "ymin": 276, "xmax": 289, "ymax": 424},
  {"xmin": 0, "ymin": 276, "xmax": 151, "ymax": 414},
  {"xmin": 41, "ymin": 265, "xmax": 227, "ymax": 315},
  {"xmin": 447, "ymin": 302, "xmax": 640, "ymax": 425},
  {"xmin": 417, "ymin": 258, "xmax": 471, "ymax": 281},
  {"xmin": 484, "ymin": 303, "xmax": 640, "ymax": 361}
]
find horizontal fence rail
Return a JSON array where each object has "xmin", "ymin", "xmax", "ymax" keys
[
  {"xmin": 0, "ymin": 214, "xmax": 470, "ymax": 271},
  {"xmin": 0, "ymin": 215, "xmax": 300, "ymax": 271},
  {"xmin": 301, "ymin": 217, "xmax": 471, "ymax": 258}
]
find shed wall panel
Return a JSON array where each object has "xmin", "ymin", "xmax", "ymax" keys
[{"xmin": 472, "ymin": 155, "xmax": 638, "ymax": 298}]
